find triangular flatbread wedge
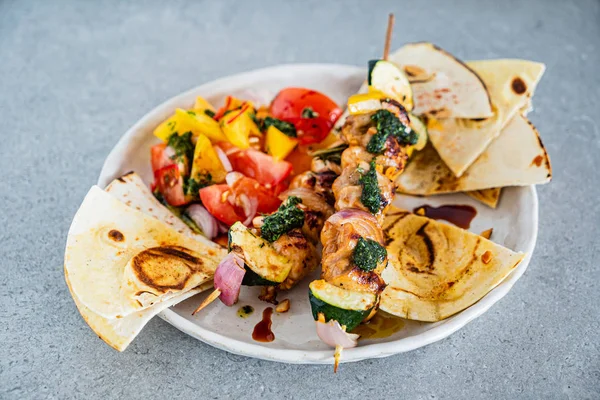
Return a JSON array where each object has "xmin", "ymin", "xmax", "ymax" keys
[
  {"xmin": 389, "ymin": 42, "xmax": 493, "ymax": 119},
  {"xmin": 427, "ymin": 59, "xmax": 545, "ymax": 176},
  {"xmin": 396, "ymin": 114, "xmax": 551, "ymax": 195},
  {"xmin": 105, "ymin": 172, "xmax": 207, "ymax": 242},
  {"xmin": 66, "ymin": 269, "xmax": 212, "ymax": 351},
  {"xmin": 380, "ymin": 207, "xmax": 525, "ymax": 321},
  {"xmin": 465, "ymin": 188, "xmax": 502, "ymax": 209},
  {"xmin": 64, "ymin": 186, "xmax": 225, "ymax": 319}
]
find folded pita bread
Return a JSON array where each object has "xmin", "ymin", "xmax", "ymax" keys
[
  {"xmin": 389, "ymin": 42, "xmax": 493, "ymax": 119},
  {"xmin": 105, "ymin": 172, "xmax": 207, "ymax": 242},
  {"xmin": 396, "ymin": 114, "xmax": 551, "ymax": 195},
  {"xmin": 66, "ymin": 269, "xmax": 212, "ymax": 351},
  {"xmin": 64, "ymin": 186, "xmax": 225, "ymax": 319},
  {"xmin": 427, "ymin": 59, "xmax": 545, "ymax": 177},
  {"xmin": 380, "ymin": 207, "xmax": 525, "ymax": 321},
  {"xmin": 465, "ymin": 188, "xmax": 502, "ymax": 209}
]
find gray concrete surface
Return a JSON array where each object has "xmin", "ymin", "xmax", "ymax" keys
[{"xmin": 1, "ymin": 0, "xmax": 599, "ymax": 399}]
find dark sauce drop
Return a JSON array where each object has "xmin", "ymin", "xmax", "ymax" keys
[
  {"xmin": 414, "ymin": 204, "xmax": 477, "ymax": 229},
  {"xmin": 252, "ymin": 307, "xmax": 274, "ymax": 342}
]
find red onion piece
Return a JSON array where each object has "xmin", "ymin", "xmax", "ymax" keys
[
  {"xmin": 186, "ymin": 204, "xmax": 219, "ymax": 239},
  {"xmin": 326, "ymin": 208, "xmax": 384, "ymax": 244},
  {"xmin": 214, "ymin": 253, "xmax": 246, "ymax": 306},
  {"xmin": 217, "ymin": 221, "xmax": 229, "ymax": 234},
  {"xmin": 238, "ymin": 194, "xmax": 258, "ymax": 226},
  {"xmin": 225, "ymin": 171, "xmax": 244, "ymax": 187},
  {"xmin": 315, "ymin": 319, "xmax": 359, "ymax": 348},
  {"xmin": 215, "ymin": 146, "xmax": 233, "ymax": 172}
]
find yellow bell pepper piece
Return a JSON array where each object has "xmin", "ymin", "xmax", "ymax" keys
[
  {"xmin": 175, "ymin": 108, "xmax": 227, "ymax": 142},
  {"xmin": 193, "ymin": 96, "xmax": 216, "ymax": 112},
  {"xmin": 266, "ymin": 125, "xmax": 298, "ymax": 161},
  {"xmin": 347, "ymin": 92, "xmax": 384, "ymax": 115},
  {"xmin": 153, "ymin": 114, "xmax": 181, "ymax": 142},
  {"xmin": 190, "ymin": 133, "xmax": 227, "ymax": 186},
  {"xmin": 220, "ymin": 103, "xmax": 260, "ymax": 149}
]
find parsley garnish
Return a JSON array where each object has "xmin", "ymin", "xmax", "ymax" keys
[
  {"xmin": 261, "ymin": 117, "xmax": 297, "ymax": 137},
  {"xmin": 167, "ymin": 132, "xmax": 194, "ymax": 164},
  {"xmin": 184, "ymin": 175, "xmax": 211, "ymax": 200},
  {"xmin": 310, "ymin": 144, "xmax": 348, "ymax": 165},
  {"xmin": 204, "ymin": 109, "xmax": 216, "ymax": 118},
  {"xmin": 301, "ymin": 107, "xmax": 319, "ymax": 119}
]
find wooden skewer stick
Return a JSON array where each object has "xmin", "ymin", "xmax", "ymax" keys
[
  {"xmin": 330, "ymin": 13, "xmax": 396, "ymax": 374},
  {"xmin": 192, "ymin": 289, "xmax": 221, "ymax": 315},
  {"xmin": 333, "ymin": 345, "xmax": 343, "ymax": 373},
  {"xmin": 383, "ymin": 13, "xmax": 395, "ymax": 61}
]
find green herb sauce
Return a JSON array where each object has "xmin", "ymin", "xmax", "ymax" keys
[
  {"xmin": 359, "ymin": 160, "xmax": 383, "ymax": 214},
  {"xmin": 353, "ymin": 237, "xmax": 387, "ymax": 272},
  {"xmin": 367, "ymin": 109, "xmax": 417, "ymax": 154},
  {"xmin": 260, "ymin": 196, "xmax": 305, "ymax": 242}
]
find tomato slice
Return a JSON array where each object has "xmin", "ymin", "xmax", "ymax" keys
[
  {"xmin": 151, "ymin": 143, "xmax": 174, "ymax": 173},
  {"xmin": 199, "ymin": 184, "xmax": 246, "ymax": 226},
  {"xmin": 231, "ymin": 176, "xmax": 282, "ymax": 214},
  {"xmin": 228, "ymin": 148, "xmax": 292, "ymax": 187},
  {"xmin": 287, "ymin": 117, "xmax": 333, "ymax": 145},
  {"xmin": 154, "ymin": 164, "xmax": 187, "ymax": 206},
  {"xmin": 269, "ymin": 88, "xmax": 342, "ymax": 144}
]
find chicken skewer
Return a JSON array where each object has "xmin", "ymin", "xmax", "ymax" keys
[{"xmin": 308, "ymin": 13, "xmax": 421, "ymax": 372}]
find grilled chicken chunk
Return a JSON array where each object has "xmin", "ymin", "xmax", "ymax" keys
[
  {"xmin": 331, "ymin": 159, "xmax": 395, "ymax": 224},
  {"xmin": 274, "ymin": 229, "xmax": 319, "ymax": 291},
  {"xmin": 320, "ymin": 211, "xmax": 387, "ymax": 294}
]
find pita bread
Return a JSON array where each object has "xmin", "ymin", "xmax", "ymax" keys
[
  {"xmin": 64, "ymin": 186, "xmax": 225, "ymax": 319},
  {"xmin": 427, "ymin": 59, "xmax": 545, "ymax": 177},
  {"xmin": 66, "ymin": 269, "xmax": 212, "ymax": 351},
  {"xmin": 105, "ymin": 172, "xmax": 208, "ymax": 242},
  {"xmin": 396, "ymin": 114, "xmax": 551, "ymax": 195},
  {"xmin": 465, "ymin": 188, "xmax": 502, "ymax": 208},
  {"xmin": 389, "ymin": 42, "xmax": 493, "ymax": 119},
  {"xmin": 380, "ymin": 207, "xmax": 524, "ymax": 321}
]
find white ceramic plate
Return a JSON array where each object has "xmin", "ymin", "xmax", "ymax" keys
[{"xmin": 98, "ymin": 64, "xmax": 538, "ymax": 364}]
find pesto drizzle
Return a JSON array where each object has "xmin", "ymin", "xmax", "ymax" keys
[
  {"xmin": 367, "ymin": 109, "xmax": 417, "ymax": 154},
  {"xmin": 353, "ymin": 237, "xmax": 387, "ymax": 272},
  {"xmin": 358, "ymin": 160, "xmax": 384, "ymax": 214},
  {"xmin": 260, "ymin": 196, "xmax": 305, "ymax": 242}
]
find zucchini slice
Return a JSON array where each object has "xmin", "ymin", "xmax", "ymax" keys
[
  {"xmin": 228, "ymin": 222, "xmax": 291, "ymax": 284},
  {"xmin": 369, "ymin": 59, "xmax": 414, "ymax": 111},
  {"xmin": 409, "ymin": 113, "xmax": 428, "ymax": 151},
  {"xmin": 309, "ymin": 280, "xmax": 377, "ymax": 331},
  {"xmin": 241, "ymin": 265, "xmax": 279, "ymax": 286}
]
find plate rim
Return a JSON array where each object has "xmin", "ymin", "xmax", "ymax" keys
[{"xmin": 98, "ymin": 63, "xmax": 539, "ymax": 364}]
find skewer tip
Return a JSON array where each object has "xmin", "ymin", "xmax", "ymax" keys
[
  {"xmin": 333, "ymin": 345, "xmax": 343, "ymax": 373},
  {"xmin": 192, "ymin": 289, "xmax": 221, "ymax": 315},
  {"xmin": 383, "ymin": 13, "xmax": 396, "ymax": 61}
]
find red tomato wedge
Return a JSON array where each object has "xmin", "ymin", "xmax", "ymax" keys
[
  {"xmin": 269, "ymin": 88, "xmax": 342, "ymax": 144},
  {"xmin": 154, "ymin": 164, "xmax": 187, "ymax": 206},
  {"xmin": 231, "ymin": 176, "xmax": 282, "ymax": 214},
  {"xmin": 227, "ymin": 148, "xmax": 293, "ymax": 187},
  {"xmin": 199, "ymin": 184, "xmax": 246, "ymax": 226},
  {"xmin": 151, "ymin": 143, "xmax": 174, "ymax": 173}
]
